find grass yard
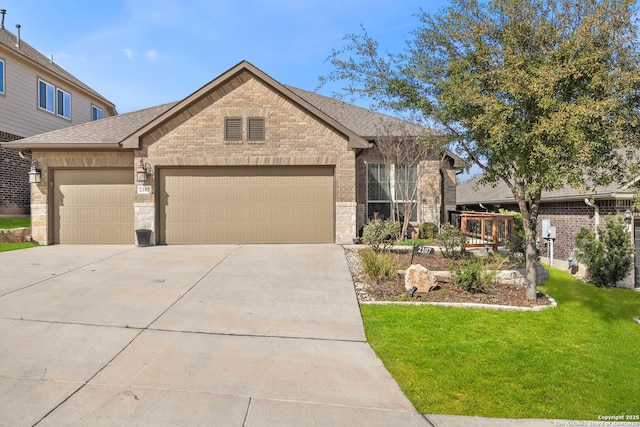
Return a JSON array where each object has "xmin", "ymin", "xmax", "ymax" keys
[
  {"xmin": 360, "ymin": 268, "xmax": 640, "ymax": 420},
  {"xmin": 0, "ymin": 217, "xmax": 30, "ymax": 229},
  {"xmin": 0, "ymin": 242, "xmax": 39, "ymax": 252}
]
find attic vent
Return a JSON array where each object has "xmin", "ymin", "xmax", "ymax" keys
[
  {"xmin": 247, "ymin": 117, "xmax": 265, "ymax": 141},
  {"xmin": 224, "ymin": 117, "xmax": 242, "ymax": 140}
]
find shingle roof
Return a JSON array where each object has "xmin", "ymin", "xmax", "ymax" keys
[
  {"xmin": 0, "ymin": 28, "xmax": 115, "ymax": 110},
  {"xmin": 457, "ymin": 174, "xmax": 635, "ymax": 205},
  {"xmin": 1, "ymin": 61, "xmax": 438, "ymax": 151},
  {"xmin": 286, "ymin": 86, "xmax": 426, "ymax": 140},
  {"xmin": 1, "ymin": 103, "xmax": 176, "ymax": 148}
]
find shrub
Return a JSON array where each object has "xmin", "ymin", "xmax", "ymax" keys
[
  {"xmin": 360, "ymin": 248, "xmax": 401, "ymax": 284},
  {"xmin": 500, "ymin": 210, "xmax": 525, "ymax": 262},
  {"xmin": 362, "ymin": 219, "xmax": 401, "ymax": 252},
  {"xmin": 439, "ymin": 223, "xmax": 465, "ymax": 259},
  {"xmin": 575, "ymin": 214, "xmax": 634, "ymax": 288},
  {"xmin": 450, "ymin": 260, "xmax": 496, "ymax": 293},
  {"xmin": 419, "ymin": 222, "xmax": 439, "ymax": 240}
]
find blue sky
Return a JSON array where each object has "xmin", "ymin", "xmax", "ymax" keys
[{"xmin": 1, "ymin": 0, "xmax": 449, "ymax": 113}]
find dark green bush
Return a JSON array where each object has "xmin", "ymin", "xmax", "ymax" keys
[
  {"xmin": 419, "ymin": 222, "xmax": 439, "ymax": 240},
  {"xmin": 450, "ymin": 260, "xmax": 496, "ymax": 293},
  {"xmin": 575, "ymin": 215, "xmax": 634, "ymax": 288}
]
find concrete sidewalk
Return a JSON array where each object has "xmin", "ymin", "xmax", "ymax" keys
[{"xmin": 0, "ymin": 244, "xmax": 427, "ymax": 426}]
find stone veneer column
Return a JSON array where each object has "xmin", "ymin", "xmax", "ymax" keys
[
  {"xmin": 336, "ymin": 202, "xmax": 357, "ymax": 244},
  {"xmin": 134, "ymin": 202, "xmax": 156, "ymax": 245},
  {"xmin": 29, "ymin": 202, "xmax": 48, "ymax": 244}
]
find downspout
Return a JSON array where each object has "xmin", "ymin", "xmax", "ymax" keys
[{"xmin": 585, "ymin": 198, "xmax": 599, "ymax": 239}]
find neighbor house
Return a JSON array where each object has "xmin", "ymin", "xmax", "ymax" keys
[
  {"xmin": 1, "ymin": 61, "xmax": 460, "ymax": 245},
  {"xmin": 457, "ymin": 174, "xmax": 639, "ymax": 289},
  {"xmin": 0, "ymin": 16, "xmax": 116, "ymax": 215}
]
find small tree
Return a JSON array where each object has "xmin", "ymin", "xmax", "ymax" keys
[
  {"xmin": 575, "ymin": 215, "xmax": 634, "ymax": 288},
  {"xmin": 374, "ymin": 123, "xmax": 447, "ymax": 239}
]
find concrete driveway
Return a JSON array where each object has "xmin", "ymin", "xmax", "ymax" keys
[{"xmin": 0, "ymin": 244, "xmax": 427, "ymax": 426}]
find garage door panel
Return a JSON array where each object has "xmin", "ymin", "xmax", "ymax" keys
[
  {"xmin": 54, "ymin": 170, "xmax": 133, "ymax": 244},
  {"xmin": 160, "ymin": 167, "xmax": 334, "ymax": 244}
]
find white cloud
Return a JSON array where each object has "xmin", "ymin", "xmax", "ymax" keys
[
  {"xmin": 122, "ymin": 48, "xmax": 134, "ymax": 59},
  {"xmin": 144, "ymin": 49, "xmax": 158, "ymax": 61}
]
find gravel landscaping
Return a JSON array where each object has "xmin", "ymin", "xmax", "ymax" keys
[{"xmin": 344, "ymin": 246, "xmax": 552, "ymax": 308}]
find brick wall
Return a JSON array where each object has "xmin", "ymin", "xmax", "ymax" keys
[
  {"xmin": 537, "ymin": 199, "xmax": 633, "ymax": 261},
  {"xmin": 0, "ymin": 132, "xmax": 29, "ymax": 216}
]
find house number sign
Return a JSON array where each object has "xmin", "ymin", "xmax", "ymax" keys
[
  {"xmin": 137, "ymin": 185, "xmax": 152, "ymax": 195},
  {"xmin": 413, "ymin": 246, "xmax": 435, "ymax": 255}
]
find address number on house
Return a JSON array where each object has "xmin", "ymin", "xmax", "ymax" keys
[
  {"xmin": 413, "ymin": 246, "xmax": 435, "ymax": 255},
  {"xmin": 137, "ymin": 185, "xmax": 152, "ymax": 195}
]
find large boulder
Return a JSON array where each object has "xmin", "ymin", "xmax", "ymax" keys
[{"xmin": 405, "ymin": 264, "xmax": 443, "ymax": 293}]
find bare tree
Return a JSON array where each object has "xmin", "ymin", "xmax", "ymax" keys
[{"xmin": 374, "ymin": 123, "xmax": 447, "ymax": 239}]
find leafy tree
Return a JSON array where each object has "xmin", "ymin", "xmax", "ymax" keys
[
  {"xmin": 575, "ymin": 215, "xmax": 634, "ymax": 288},
  {"xmin": 322, "ymin": 0, "xmax": 640, "ymax": 299}
]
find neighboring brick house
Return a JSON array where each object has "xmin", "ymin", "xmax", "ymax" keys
[
  {"xmin": 457, "ymin": 175, "xmax": 639, "ymax": 289},
  {"xmin": 2, "ymin": 61, "xmax": 459, "ymax": 245},
  {"xmin": 0, "ymin": 20, "xmax": 116, "ymax": 215}
]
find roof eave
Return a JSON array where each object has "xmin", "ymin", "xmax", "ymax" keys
[{"xmin": 1, "ymin": 142, "xmax": 123, "ymax": 150}]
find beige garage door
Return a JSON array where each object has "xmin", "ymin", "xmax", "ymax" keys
[
  {"xmin": 159, "ymin": 167, "xmax": 334, "ymax": 244},
  {"xmin": 53, "ymin": 169, "xmax": 134, "ymax": 244}
]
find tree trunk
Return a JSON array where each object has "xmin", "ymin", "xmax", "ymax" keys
[
  {"xmin": 524, "ymin": 224, "xmax": 539, "ymax": 300},
  {"xmin": 517, "ymin": 196, "xmax": 540, "ymax": 301}
]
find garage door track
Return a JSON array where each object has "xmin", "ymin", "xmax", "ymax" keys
[{"xmin": 0, "ymin": 244, "xmax": 426, "ymax": 426}]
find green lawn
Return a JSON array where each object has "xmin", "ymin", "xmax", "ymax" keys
[
  {"xmin": 360, "ymin": 268, "xmax": 640, "ymax": 420},
  {"xmin": 0, "ymin": 242, "xmax": 39, "ymax": 252},
  {"xmin": 0, "ymin": 217, "xmax": 30, "ymax": 229}
]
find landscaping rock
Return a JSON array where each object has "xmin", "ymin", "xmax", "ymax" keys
[
  {"xmin": 0, "ymin": 227, "xmax": 31, "ymax": 243},
  {"xmin": 536, "ymin": 264, "xmax": 550, "ymax": 285},
  {"xmin": 405, "ymin": 264, "xmax": 441, "ymax": 293}
]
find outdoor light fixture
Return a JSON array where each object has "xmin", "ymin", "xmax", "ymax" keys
[
  {"xmin": 28, "ymin": 160, "xmax": 41, "ymax": 184},
  {"xmin": 624, "ymin": 209, "xmax": 633, "ymax": 225},
  {"xmin": 137, "ymin": 158, "xmax": 151, "ymax": 183}
]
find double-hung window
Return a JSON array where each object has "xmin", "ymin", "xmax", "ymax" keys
[
  {"xmin": 38, "ymin": 78, "xmax": 71, "ymax": 119},
  {"xmin": 38, "ymin": 79, "xmax": 55, "ymax": 113},
  {"xmin": 56, "ymin": 88, "xmax": 71, "ymax": 119},
  {"xmin": 0, "ymin": 59, "xmax": 5, "ymax": 95},
  {"xmin": 92, "ymin": 105, "xmax": 103, "ymax": 121},
  {"xmin": 367, "ymin": 163, "xmax": 418, "ymax": 222}
]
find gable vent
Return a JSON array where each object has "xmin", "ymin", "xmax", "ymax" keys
[
  {"xmin": 225, "ymin": 117, "xmax": 242, "ymax": 140},
  {"xmin": 247, "ymin": 117, "xmax": 265, "ymax": 141}
]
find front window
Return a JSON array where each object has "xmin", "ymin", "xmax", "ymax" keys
[
  {"xmin": 92, "ymin": 105, "xmax": 104, "ymax": 121},
  {"xmin": 56, "ymin": 88, "xmax": 71, "ymax": 119},
  {"xmin": 38, "ymin": 79, "xmax": 55, "ymax": 113},
  {"xmin": 0, "ymin": 59, "xmax": 5, "ymax": 94},
  {"xmin": 367, "ymin": 163, "xmax": 418, "ymax": 222}
]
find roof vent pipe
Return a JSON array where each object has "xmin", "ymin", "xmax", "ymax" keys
[
  {"xmin": 1, "ymin": 10, "xmax": 6, "ymax": 30},
  {"xmin": 15, "ymin": 24, "xmax": 20, "ymax": 49}
]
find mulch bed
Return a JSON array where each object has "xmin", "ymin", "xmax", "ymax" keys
[{"xmin": 345, "ymin": 247, "xmax": 551, "ymax": 308}]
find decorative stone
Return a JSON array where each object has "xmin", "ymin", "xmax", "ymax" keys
[
  {"xmin": 0, "ymin": 227, "xmax": 31, "ymax": 243},
  {"xmin": 405, "ymin": 264, "xmax": 441, "ymax": 293}
]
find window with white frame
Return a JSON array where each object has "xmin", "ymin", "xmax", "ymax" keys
[
  {"xmin": 0, "ymin": 59, "xmax": 5, "ymax": 95},
  {"xmin": 56, "ymin": 88, "xmax": 71, "ymax": 119},
  {"xmin": 92, "ymin": 105, "xmax": 103, "ymax": 121},
  {"xmin": 367, "ymin": 163, "xmax": 418, "ymax": 222},
  {"xmin": 38, "ymin": 79, "xmax": 55, "ymax": 113}
]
